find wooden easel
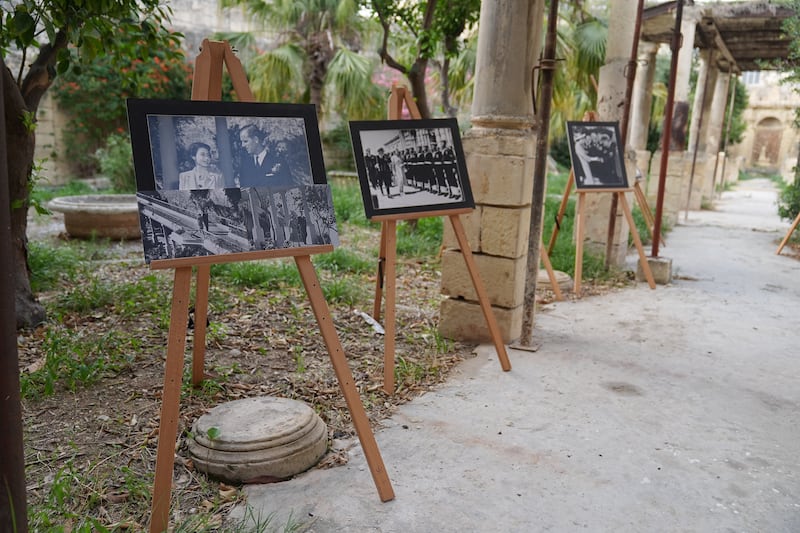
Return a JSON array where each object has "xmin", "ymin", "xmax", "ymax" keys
[
  {"xmin": 546, "ymin": 169, "xmax": 664, "ymax": 256},
  {"xmin": 148, "ymin": 40, "xmax": 394, "ymax": 533},
  {"xmin": 546, "ymin": 113, "xmax": 658, "ymax": 294},
  {"xmin": 572, "ymin": 188, "xmax": 656, "ymax": 293},
  {"xmin": 372, "ymin": 86, "xmax": 512, "ymax": 395},
  {"xmin": 776, "ymin": 211, "xmax": 800, "ymax": 255}
]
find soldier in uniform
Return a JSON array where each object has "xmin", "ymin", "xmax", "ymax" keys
[
  {"xmin": 376, "ymin": 148, "xmax": 393, "ymax": 197},
  {"xmin": 364, "ymin": 148, "xmax": 380, "ymax": 191},
  {"xmin": 439, "ymin": 140, "xmax": 459, "ymax": 198}
]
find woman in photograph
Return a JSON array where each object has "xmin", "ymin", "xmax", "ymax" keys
[{"xmin": 179, "ymin": 142, "xmax": 224, "ymax": 190}]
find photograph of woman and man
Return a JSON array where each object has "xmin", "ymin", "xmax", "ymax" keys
[
  {"xmin": 349, "ymin": 118, "xmax": 475, "ymax": 219},
  {"xmin": 127, "ymin": 100, "xmax": 338, "ymax": 262},
  {"xmin": 566, "ymin": 121, "xmax": 629, "ymax": 190}
]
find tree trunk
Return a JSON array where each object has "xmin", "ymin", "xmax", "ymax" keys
[
  {"xmin": 407, "ymin": 61, "xmax": 431, "ymax": 119},
  {"xmin": 3, "ymin": 35, "xmax": 64, "ymax": 329},
  {"xmin": 307, "ymin": 32, "xmax": 332, "ymax": 117},
  {"xmin": 439, "ymin": 56, "xmax": 457, "ymax": 117}
]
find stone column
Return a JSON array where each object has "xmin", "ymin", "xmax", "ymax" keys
[
  {"xmin": 700, "ymin": 68, "xmax": 732, "ymax": 202},
  {"xmin": 439, "ymin": 0, "xmax": 543, "ymax": 344},
  {"xmin": 581, "ymin": 0, "xmax": 638, "ymax": 267},
  {"xmin": 685, "ymin": 51, "xmax": 716, "ymax": 210},
  {"xmin": 674, "ymin": 10, "xmax": 698, "ymax": 111},
  {"xmin": 687, "ymin": 49, "xmax": 713, "ymax": 154},
  {"xmin": 629, "ymin": 42, "xmax": 658, "ymax": 152},
  {"xmin": 629, "ymin": 42, "xmax": 658, "ymax": 195}
]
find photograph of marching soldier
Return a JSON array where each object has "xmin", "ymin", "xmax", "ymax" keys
[{"xmin": 349, "ymin": 118, "xmax": 475, "ymax": 219}]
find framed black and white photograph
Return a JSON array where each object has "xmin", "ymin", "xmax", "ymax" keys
[
  {"xmin": 349, "ymin": 118, "xmax": 475, "ymax": 219},
  {"xmin": 566, "ymin": 121, "xmax": 629, "ymax": 190},
  {"xmin": 127, "ymin": 99, "xmax": 337, "ymax": 262}
]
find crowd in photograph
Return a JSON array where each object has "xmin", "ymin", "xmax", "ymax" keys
[{"xmin": 363, "ymin": 139, "xmax": 462, "ymax": 201}]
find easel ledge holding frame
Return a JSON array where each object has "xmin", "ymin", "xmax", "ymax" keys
[
  {"xmin": 549, "ymin": 113, "xmax": 657, "ymax": 294},
  {"xmin": 146, "ymin": 39, "xmax": 394, "ymax": 533},
  {"xmin": 371, "ymin": 85, "xmax": 512, "ymax": 395}
]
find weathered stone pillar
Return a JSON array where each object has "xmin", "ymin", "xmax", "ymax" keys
[
  {"xmin": 700, "ymin": 68, "xmax": 732, "ymax": 202},
  {"xmin": 581, "ymin": 0, "xmax": 637, "ymax": 267},
  {"xmin": 685, "ymin": 51, "xmax": 716, "ymax": 211},
  {"xmin": 629, "ymin": 41, "xmax": 658, "ymax": 193},
  {"xmin": 629, "ymin": 42, "xmax": 658, "ymax": 152},
  {"xmin": 687, "ymin": 49, "xmax": 713, "ymax": 154},
  {"xmin": 439, "ymin": 0, "xmax": 543, "ymax": 344}
]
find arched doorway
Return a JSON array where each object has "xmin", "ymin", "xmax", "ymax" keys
[{"xmin": 751, "ymin": 117, "xmax": 783, "ymax": 169}]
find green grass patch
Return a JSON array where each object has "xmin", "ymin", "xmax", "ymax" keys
[
  {"xmin": 330, "ymin": 180, "xmax": 370, "ymax": 227},
  {"xmin": 211, "ymin": 260, "xmax": 302, "ymax": 289},
  {"xmin": 314, "ymin": 247, "xmax": 373, "ymax": 274},
  {"xmin": 542, "ymin": 196, "xmax": 609, "ymax": 279},
  {"xmin": 29, "ymin": 241, "xmax": 84, "ymax": 292},
  {"xmin": 396, "ymin": 217, "xmax": 443, "ymax": 258},
  {"xmin": 20, "ymin": 327, "xmax": 140, "ymax": 398}
]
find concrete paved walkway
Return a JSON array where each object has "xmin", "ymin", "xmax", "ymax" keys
[{"xmin": 233, "ymin": 178, "xmax": 800, "ymax": 532}]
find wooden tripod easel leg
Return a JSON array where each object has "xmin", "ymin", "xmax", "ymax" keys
[
  {"xmin": 633, "ymin": 181, "xmax": 665, "ymax": 247},
  {"xmin": 150, "ymin": 267, "xmax": 192, "ymax": 533},
  {"xmin": 618, "ymin": 192, "xmax": 656, "ymax": 289},
  {"xmin": 382, "ymin": 220, "xmax": 397, "ymax": 394},
  {"xmin": 294, "ymin": 256, "xmax": 395, "ymax": 502},
  {"xmin": 373, "ymin": 223, "xmax": 387, "ymax": 321},
  {"xmin": 449, "ymin": 215, "xmax": 511, "ymax": 371},
  {"xmin": 547, "ymin": 169, "xmax": 574, "ymax": 256},
  {"xmin": 539, "ymin": 243, "xmax": 564, "ymax": 301},
  {"xmin": 192, "ymin": 265, "xmax": 210, "ymax": 386},
  {"xmin": 574, "ymin": 192, "xmax": 586, "ymax": 295},
  {"xmin": 776, "ymin": 211, "xmax": 800, "ymax": 255}
]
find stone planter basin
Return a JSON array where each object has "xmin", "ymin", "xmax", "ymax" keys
[{"xmin": 48, "ymin": 194, "xmax": 140, "ymax": 240}]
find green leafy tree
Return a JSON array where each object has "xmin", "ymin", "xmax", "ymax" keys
[
  {"xmin": 366, "ymin": 0, "xmax": 480, "ymax": 119},
  {"xmin": 550, "ymin": 6, "xmax": 607, "ymax": 140},
  {"xmin": 52, "ymin": 29, "xmax": 192, "ymax": 177},
  {"xmin": 221, "ymin": 0, "xmax": 384, "ymax": 121},
  {"xmin": 1, "ymin": 0, "xmax": 181, "ymax": 328}
]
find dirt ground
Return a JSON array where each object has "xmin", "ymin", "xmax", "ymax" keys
[{"xmin": 20, "ymin": 207, "xmax": 601, "ymax": 528}]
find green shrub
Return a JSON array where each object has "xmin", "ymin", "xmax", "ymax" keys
[
  {"xmin": 96, "ymin": 132, "xmax": 136, "ymax": 192},
  {"xmin": 778, "ymin": 177, "xmax": 800, "ymax": 221},
  {"xmin": 52, "ymin": 28, "xmax": 191, "ymax": 176}
]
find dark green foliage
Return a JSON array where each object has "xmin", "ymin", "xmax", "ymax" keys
[
  {"xmin": 95, "ymin": 133, "xmax": 136, "ymax": 192},
  {"xmin": 778, "ymin": 177, "xmax": 800, "ymax": 221},
  {"xmin": 549, "ymin": 135, "xmax": 572, "ymax": 169},
  {"xmin": 51, "ymin": 27, "xmax": 191, "ymax": 176}
]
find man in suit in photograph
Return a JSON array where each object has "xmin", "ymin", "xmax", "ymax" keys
[{"xmin": 238, "ymin": 124, "xmax": 290, "ymax": 188}]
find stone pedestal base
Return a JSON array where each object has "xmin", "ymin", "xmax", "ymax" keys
[
  {"xmin": 537, "ymin": 269, "xmax": 572, "ymax": 292},
  {"xmin": 439, "ymin": 298, "xmax": 522, "ymax": 344},
  {"xmin": 187, "ymin": 396, "xmax": 328, "ymax": 484},
  {"xmin": 637, "ymin": 256, "xmax": 673, "ymax": 285}
]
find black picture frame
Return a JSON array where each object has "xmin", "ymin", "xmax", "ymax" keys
[
  {"xmin": 566, "ymin": 121, "xmax": 629, "ymax": 190},
  {"xmin": 348, "ymin": 118, "xmax": 475, "ymax": 219},
  {"xmin": 127, "ymin": 98, "xmax": 326, "ymax": 191},
  {"xmin": 126, "ymin": 99, "xmax": 338, "ymax": 263}
]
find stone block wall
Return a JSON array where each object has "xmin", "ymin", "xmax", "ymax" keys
[{"xmin": 438, "ymin": 127, "xmax": 536, "ymax": 344}]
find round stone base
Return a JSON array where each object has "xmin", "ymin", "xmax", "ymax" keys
[
  {"xmin": 187, "ymin": 396, "xmax": 328, "ymax": 484},
  {"xmin": 537, "ymin": 269, "xmax": 572, "ymax": 292},
  {"xmin": 48, "ymin": 194, "xmax": 140, "ymax": 240}
]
